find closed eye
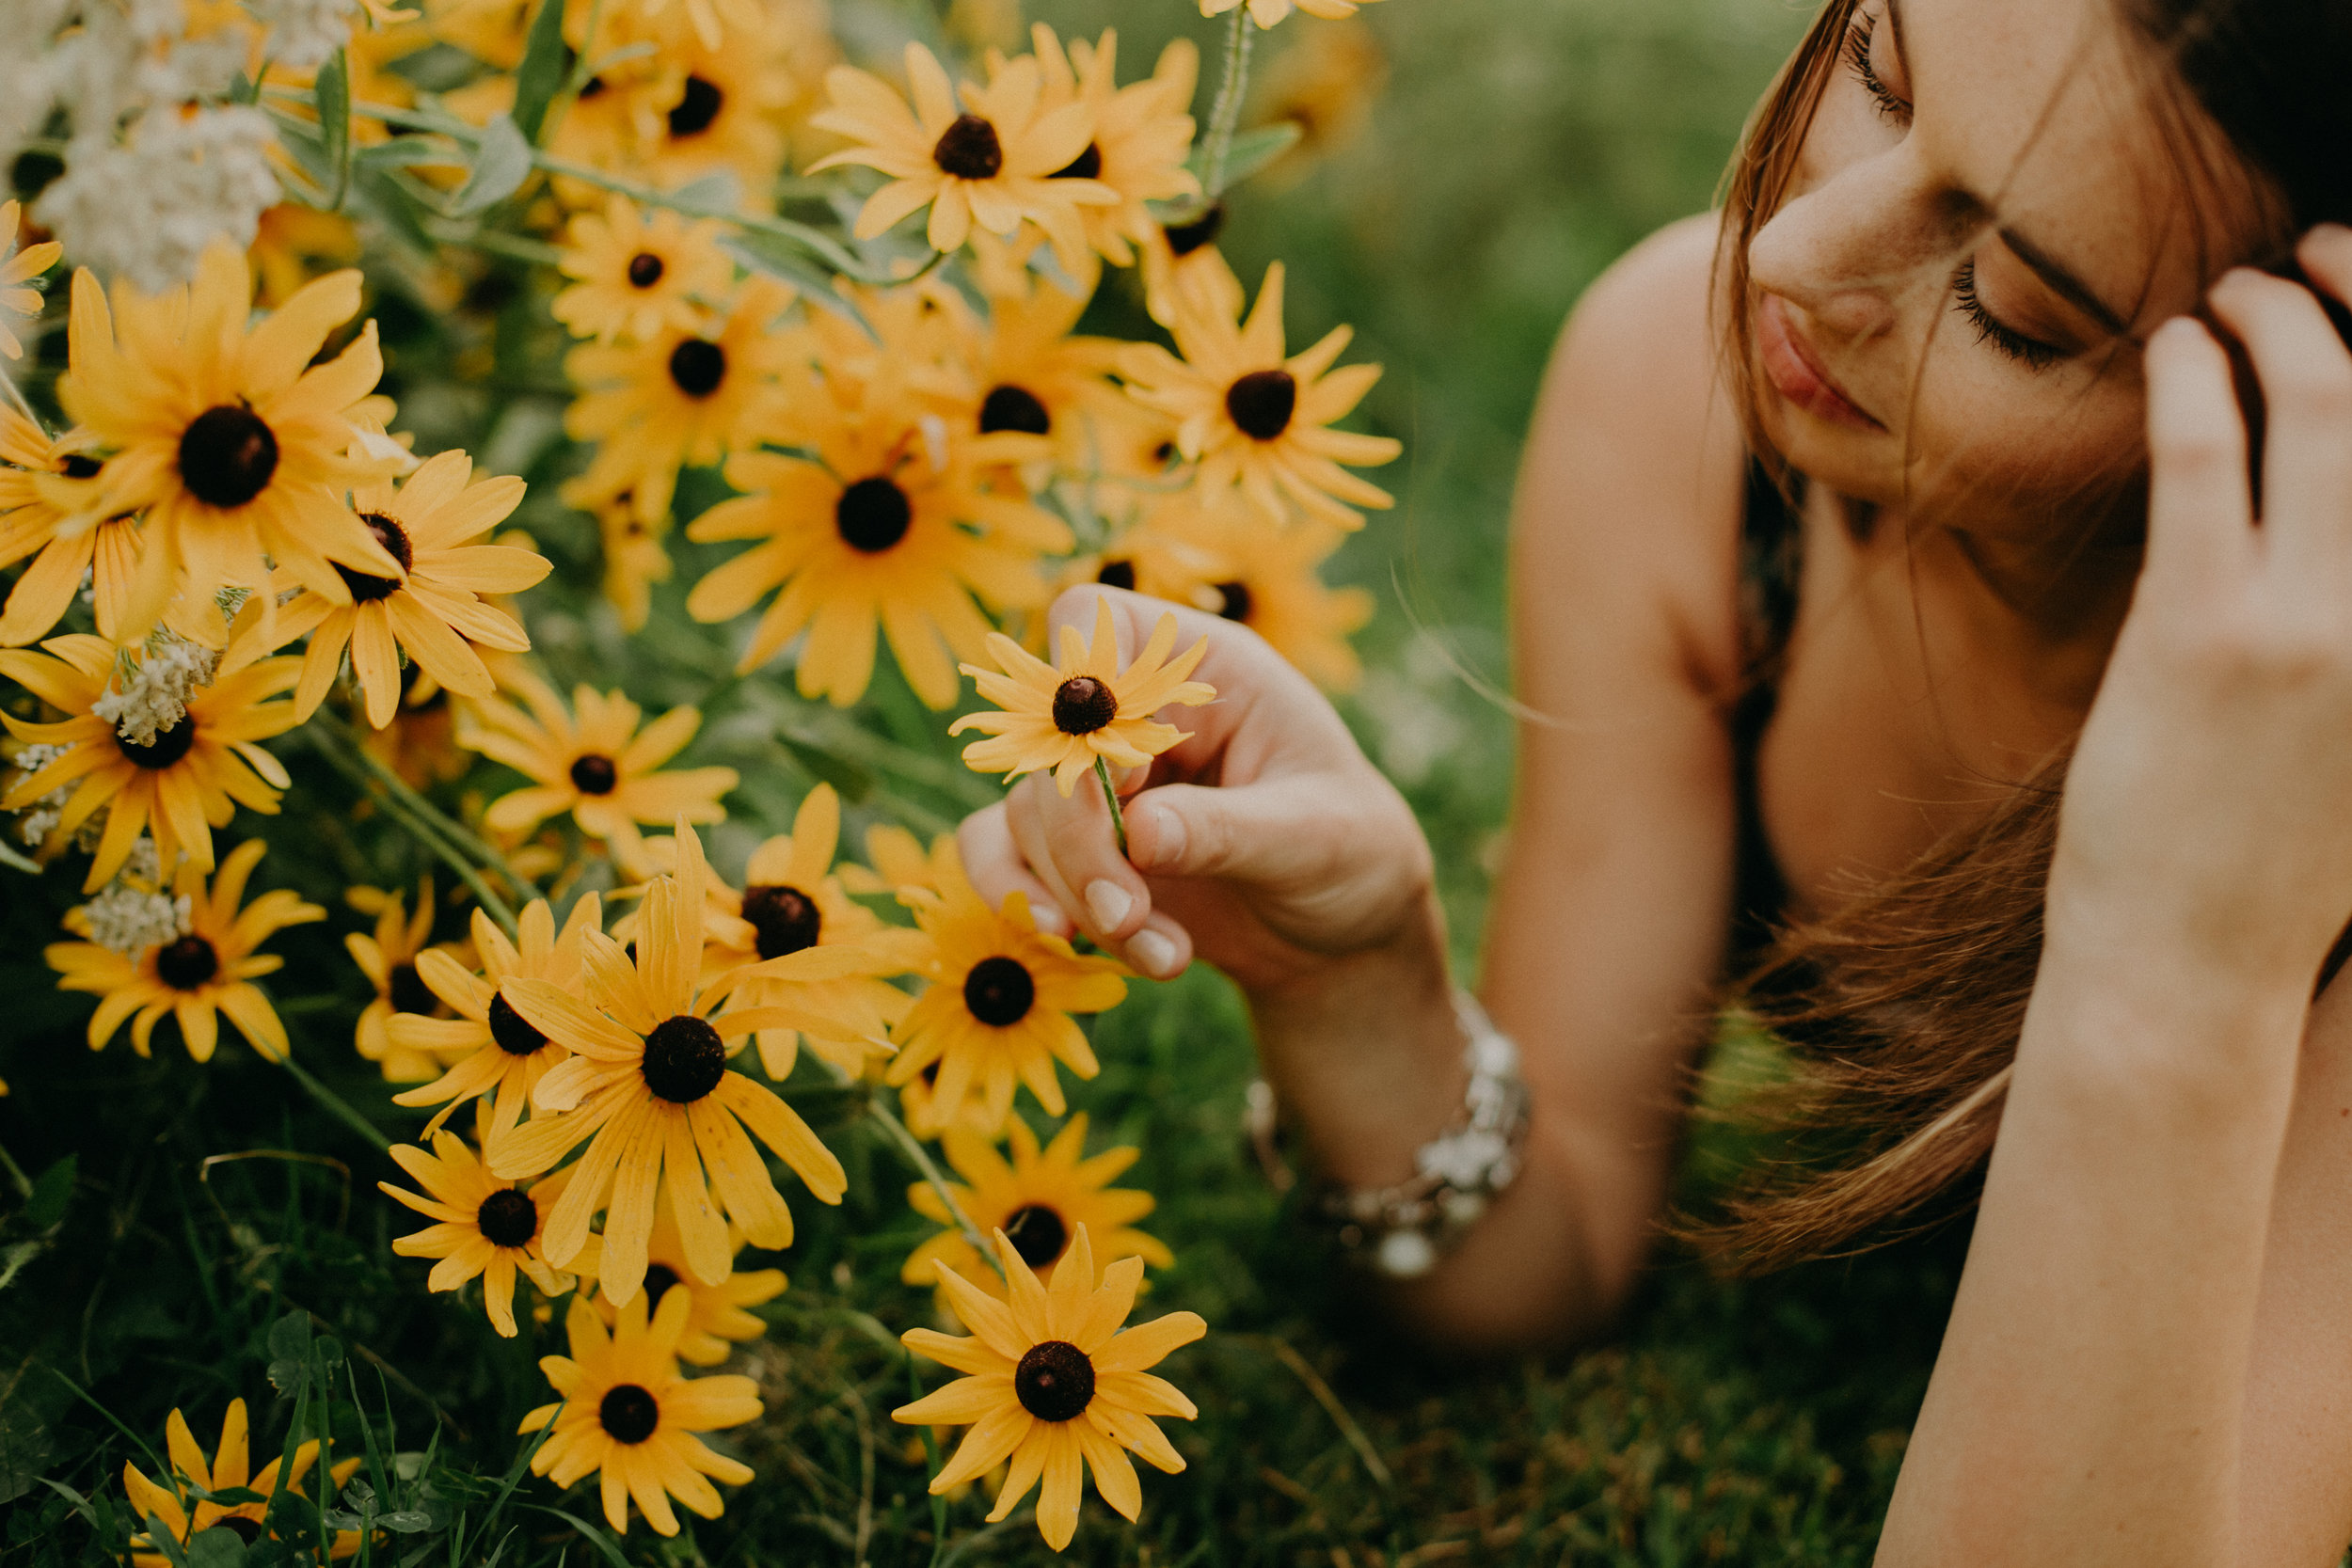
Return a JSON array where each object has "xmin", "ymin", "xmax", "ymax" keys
[
  {"xmin": 1952, "ymin": 259, "xmax": 2064, "ymax": 372},
  {"xmin": 1844, "ymin": 9, "xmax": 1911, "ymax": 123}
]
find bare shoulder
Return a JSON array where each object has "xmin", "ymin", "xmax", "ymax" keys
[{"xmin": 1513, "ymin": 211, "xmax": 1749, "ymax": 692}]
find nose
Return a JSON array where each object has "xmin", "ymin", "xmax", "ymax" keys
[{"xmin": 1748, "ymin": 150, "xmax": 1947, "ymax": 345}]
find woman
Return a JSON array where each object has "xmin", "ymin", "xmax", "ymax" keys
[{"xmin": 961, "ymin": 0, "xmax": 2352, "ymax": 1559}]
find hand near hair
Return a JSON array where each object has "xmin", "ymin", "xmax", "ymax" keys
[{"xmin": 2052, "ymin": 224, "xmax": 2352, "ymax": 1007}]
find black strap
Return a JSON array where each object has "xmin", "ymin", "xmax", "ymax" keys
[{"xmin": 1727, "ymin": 458, "xmax": 1804, "ymax": 965}]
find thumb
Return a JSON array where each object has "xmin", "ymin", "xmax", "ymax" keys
[{"xmin": 1123, "ymin": 776, "xmax": 1354, "ymax": 889}]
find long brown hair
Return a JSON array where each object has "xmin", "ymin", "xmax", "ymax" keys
[{"xmin": 1694, "ymin": 0, "xmax": 2352, "ymax": 1274}]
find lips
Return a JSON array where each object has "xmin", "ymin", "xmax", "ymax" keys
[{"xmin": 1757, "ymin": 293, "xmax": 1883, "ymax": 431}]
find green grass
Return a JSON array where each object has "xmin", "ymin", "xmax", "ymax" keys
[{"xmin": 0, "ymin": 0, "xmax": 1994, "ymax": 1560}]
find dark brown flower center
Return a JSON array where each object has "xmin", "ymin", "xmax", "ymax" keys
[
  {"xmin": 978, "ymin": 384, "xmax": 1052, "ymax": 436},
  {"xmin": 219, "ymin": 1517, "xmax": 263, "ymax": 1544},
  {"xmin": 835, "ymin": 476, "xmax": 912, "ymax": 554},
  {"xmin": 1050, "ymin": 142, "xmax": 1102, "ymax": 181},
  {"xmin": 476, "ymin": 1187, "xmax": 538, "ymax": 1248},
  {"xmin": 1215, "ymin": 580, "xmax": 1253, "ymax": 624},
  {"xmin": 335, "ymin": 511, "xmax": 414, "ymax": 604},
  {"xmin": 1095, "ymin": 560, "xmax": 1136, "ymax": 591},
  {"xmin": 118, "ymin": 718, "xmax": 197, "ymax": 770},
  {"xmin": 1051, "ymin": 675, "xmax": 1118, "ymax": 736},
  {"xmin": 642, "ymin": 1014, "xmax": 726, "ymax": 1103},
  {"xmin": 598, "ymin": 1383, "xmax": 660, "ymax": 1444},
  {"xmin": 643, "ymin": 1262, "xmax": 681, "ymax": 1304},
  {"xmin": 1013, "ymin": 1339, "xmax": 1094, "ymax": 1422},
  {"xmin": 1161, "ymin": 202, "xmax": 1225, "ymax": 258},
  {"xmin": 962, "ymin": 956, "xmax": 1035, "ymax": 1027},
  {"xmin": 627, "ymin": 252, "xmax": 665, "ymax": 288},
  {"xmin": 1003, "ymin": 1203, "xmax": 1068, "ymax": 1269},
  {"xmin": 931, "ymin": 114, "xmax": 1004, "ymax": 180},
  {"xmin": 568, "ymin": 753, "xmax": 618, "ymax": 795},
  {"xmin": 1225, "ymin": 369, "xmax": 1296, "ymax": 440},
  {"xmin": 666, "ymin": 75, "xmax": 723, "ymax": 138},
  {"xmin": 741, "ymin": 883, "xmax": 821, "ymax": 958},
  {"xmin": 389, "ymin": 961, "xmax": 437, "ymax": 1014},
  {"xmin": 488, "ymin": 991, "xmax": 547, "ymax": 1055},
  {"xmin": 156, "ymin": 935, "xmax": 219, "ymax": 990},
  {"xmin": 668, "ymin": 339, "xmax": 727, "ymax": 399},
  {"xmin": 179, "ymin": 404, "xmax": 279, "ymax": 509},
  {"xmin": 59, "ymin": 453, "xmax": 103, "ymax": 479}
]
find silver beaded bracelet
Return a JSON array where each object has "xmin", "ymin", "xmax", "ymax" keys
[{"xmin": 1247, "ymin": 990, "xmax": 1531, "ymax": 1279}]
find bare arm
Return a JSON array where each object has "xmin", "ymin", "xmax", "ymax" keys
[{"xmin": 960, "ymin": 214, "xmax": 1755, "ymax": 1345}]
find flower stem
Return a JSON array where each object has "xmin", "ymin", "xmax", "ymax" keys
[
  {"xmin": 1202, "ymin": 8, "xmax": 1257, "ymax": 198},
  {"xmin": 304, "ymin": 715, "xmax": 526, "ymax": 935},
  {"xmin": 1094, "ymin": 754, "xmax": 1129, "ymax": 856},
  {"xmin": 278, "ymin": 1052, "xmax": 394, "ymax": 1154},
  {"xmin": 859, "ymin": 1086, "xmax": 1000, "ymax": 1275}
]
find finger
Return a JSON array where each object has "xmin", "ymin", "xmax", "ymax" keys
[
  {"xmin": 957, "ymin": 800, "xmax": 1070, "ymax": 938},
  {"xmin": 1005, "ymin": 772, "xmax": 1139, "ymax": 942},
  {"xmin": 2298, "ymin": 223, "xmax": 2352, "ymax": 305},
  {"xmin": 1125, "ymin": 775, "xmax": 1368, "ymax": 889},
  {"xmin": 2142, "ymin": 314, "xmax": 2255, "ymax": 589},
  {"xmin": 2206, "ymin": 268, "xmax": 2352, "ymax": 557},
  {"xmin": 1119, "ymin": 912, "xmax": 1193, "ymax": 982}
]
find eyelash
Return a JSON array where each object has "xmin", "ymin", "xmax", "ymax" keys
[
  {"xmin": 1843, "ymin": 9, "xmax": 1909, "ymax": 122},
  {"xmin": 1952, "ymin": 258, "xmax": 2063, "ymax": 372}
]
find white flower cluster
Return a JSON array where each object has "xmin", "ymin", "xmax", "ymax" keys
[
  {"xmin": 38, "ymin": 107, "xmax": 284, "ymax": 294},
  {"xmin": 93, "ymin": 629, "xmax": 220, "ymax": 748},
  {"xmin": 249, "ymin": 0, "xmax": 358, "ymax": 71},
  {"xmin": 76, "ymin": 837, "xmax": 193, "ymax": 958},
  {"xmin": 8, "ymin": 740, "xmax": 72, "ymax": 847}
]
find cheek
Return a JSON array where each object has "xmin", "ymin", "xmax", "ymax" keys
[{"xmin": 1904, "ymin": 343, "xmax": 2149, "ymax": 519}]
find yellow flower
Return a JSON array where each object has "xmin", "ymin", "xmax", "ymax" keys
[
  {"xmin": 277, "ymin": 449, "xmax": 546, "ymax": 729},
  {"xmin": 559, "ymin": 462, "xmax": 675, "ymax": 632},
  {"xmin": 640, "ymin": 25, "xmax": 796, "ymax": 198},
  {"xmin": 458, "ymin": 670, "xmax": 738, "ymax": 859},
  {"xmin": 46, "ymin": 837, "xmax": 325, "ymax": 1062},
  {"xmin": 56, "ymin": 241, "xmax": 401, "ymax": 644},
  {"xmin": 903, "ymin": 1113, "xmax": 1170, "ymax": 1298},
  {"xmin": 358, "ymin": 665, "xmax": 473, "ymax": 786},
  {"xmin": 247, "ymin": 203, "xmax": 363, "ymax": 309},
  {"xmin": 383, "ymin": 1123, "xmax": 578, "ymax": 1335},
  {"xmin": 952, "ymin": 598, "xmax": 1213, "ymax": 796},
  {"xmin": 390, "ymin": 893, "xmax": 602, "ymax": 1138},
  {"xmin": 1149, "ymin": 497, "xmax": 1372, "ymax": 690},
  {"xmin": 345, "ymin": 878, "xmax": 469, "ymax": 1082},
  {"xmin": 959, "ymin": 244, "xmax": 1147, "ymax": 477},
  {"xmin": 488, "ymin": 825, "xmax": 867, "ymax": 1307},
  {"xmin": 1055, "ymin": 518, "xmax": 1227, "ymax": 619},
  {"xmin": 885, "ymin": 836, "xmax": 1126, "ymax": 1133},
  {"xmin": 685, "ymin": 391, "xmax": 1070, "ymax": 707},
  {"xmin": 590, "ymin": 1208, "xmax": 786, "ymax": 1365},
  {"xmin": 0, "ymin": 200, "xmax": 60, "ymax": 360},
  {"xmin": 553, "ymin": 196, "xmax": 734, "ymax": 344},
  {"xmin": 895, "ymin": 1225, "xmax": 1204, "ymax": 1552},
  {"xmin": 1119, "ymin": 261, "xmax": 1400, "ymax": 530},
  {"xmin": 0, "ymin": 630, "xmax": 303, "ymax": 891},
  {"xmin": 122, "ymin": 1401, "xmax": 362, "ymax": 1568},
  {"xmin": 1200, "ymin": 0, "xmax": 1380, "ymax": 27},
  {"xmin": 0, "ymin": 410, "xmax": 137, "ymax": 646},
  {"xmin": 807, "ymin": 41, "xmax": 1115, "ymax": 275},
  {"xmin": 1031, "ymin": 29, "xmax": 1200, "ymax": 269},
  {"xmin": 1136, "ymin": 207, "xmax": 1243, "ymax": 330},
  {"xmin": 519, "ymin": 1291, "xmax": 761, "ymax": 1537},
  {"xmin": 564, "ymin": 277, "xmax": 794, "ymax": 525}
]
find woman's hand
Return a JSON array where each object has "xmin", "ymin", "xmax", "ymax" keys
[
  {"xmin": 957, "ymin": 584, "xmax": 1435, "ymax": 996},
  {"xmin": 2052, "ymin": 226, "xmax": 2352, "ymax": 1005}
]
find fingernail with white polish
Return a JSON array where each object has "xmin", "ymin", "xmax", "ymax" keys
[
  {"xmin": 1138, "ymin": 802, "xmax": 1184, "ymax": 869},
  {"xmin": 1128, "ymin": 928, "xmax": 1178, "ymax": 978},
  {"xmin": 1085, "ymin": 879, "xmax": 1133, "ymax": 931}
]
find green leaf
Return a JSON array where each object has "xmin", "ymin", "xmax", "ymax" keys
[
  {"xmin": 186, "ymin": 1526, "xmax": 248, "ymax": 1568},
  {"xmin": 355, "ymin": 136, "xmax": 457, "ymax": 171},
  {"xmin": 141, "ymin": 1513, "xmax": 195, "ymax": 1568},
  {"xmin": 267, "ymin": 1310, "xmax": 311, "ymax": 1363},
  {"xmin": 314, "ymin": 48, "xmax": 353, "ymax": 209},
  {"xmin": 1185, "ymin": 121, "xmax": 1301, "ymax": 197},
  {"xmin": 0, "ymin": 1402, "xmax": 51, "ymax": 1506},
  {"xmin": 780, "ymin": 734, "xmax": 874, "ymax": 803},
  {"xmin": 450, "ymin": 116, "xmax": 533, "ymax": 216},
  {"xmin": 524, "ymin": 1507, "xmax": 632, "ymax": 1568},
  {"xmin": 720, "ymin": 233, "xmax": 841, "ymax": 299},
  {"xmin": 378, "ymin": 1511, "xmax": 434, "ymax": 1533},
  {"xmin": 510, "ymin": 0, "xmax": 569, "ymax": 144},
  {"xmin": 24, "ymin": 1156, "xmax": 73, "ymax": 1228}
]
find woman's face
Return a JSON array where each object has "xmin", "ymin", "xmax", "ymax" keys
[{"xmin": 1747, "ymin": 0, "xmax": 2263, "ymax": 537}]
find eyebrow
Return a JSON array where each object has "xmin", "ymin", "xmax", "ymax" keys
[{"xmin": 1883, "ymin": 0, "xmax": 2135, "ymax": 340}]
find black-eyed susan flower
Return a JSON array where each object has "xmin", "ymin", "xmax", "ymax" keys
[
  {"xmin": 564, "ymin": 277, "xmax": 794, "ymax": 526},
  {"xmin": 896, "ymin": 1225, "xmax": 1203, "ymax": 1552},
  {"xmin": 1149, "ymin": 496, "xmax": 1372, "ymax": 690},
  {"xmin": 0, "ymin": 200, "xmax": 59, "ymax": 361},
  {"xmin": 1, "ymin": 630, "xmax": 303, "ymax": 891},
  {"xmin": 1136, "ymin": 206, "xmax": 1243, "ymax": 330},
  {"xmin": 952, "ymin": 598, "xmax": 1213, "ymax": 797},
  {"xmin": 458, "ymin": 670, "xmax": 738, "ymax": 860},
  {"xmin": 558, "ymin": 464, "xmax": 675, "ymax": 633},
  {"xmin": 903, "ymin": 1113, "xmax": 1169, "ymax": 1297},
  {"xmin": 684, "ymin": 396, "xmax": 1070, "ymax": 708},
  {"xmin": 1200, "ymin": 0, "xmax": 1380, "ymax": 25},
  {"xmin": 591, "ymin": 1210, "xmax": 786, "ymax": 1366},
  {"xmin": 1032, "ymin": 29, "xmax": 1200, "ymax": 270},
  {"xmin": 383, "ymin": 1125, "xmax": 577, "ymax": 1337},
  {"xmin": 520, "ymin": 1289, "xmax": 761, "ymax": 1536},
  {"xmin": 1119, "ymin": 261, "xmax": 1400, "ymax": 531},
  {"xmin": 346, "ymin": 878, "xmax": 470, "ymax": 1083},
  {"xmin": 278, "ymin": 449, "xmax": 546, "ymax": 729},
  {"xmin": 122, "ymin": 1401, "xmax": 362, "ymax": 1567},
  {"xmin": 1057, "ymin": 518, "xmax": 1227, "ymax": 619},
  {"xmin": 959, "ymin": 245, "xmax": 1145, "ymax": 477},
  {"xmin": 489, "ymin": 827, "xmax": 870, "ymax": 1307},
  {"xmin": 553, "ymin": 197, "xmax": 733, "ymax": 345},
  {"xmin": 0, "ymin": 410, "xmax": 134, "ymax": 646},
  {"xmin": 56, "ymin": 241, "xmax": 401, "ymax": 643},
  {"xmin": 47, "ymin": 837, "xmax": 324, "ymax": 1062},
  {"xmin": 641, "ymin": 25, "xmax": 796, "ymax": 198},
  {"xmin": 807, "ymin": 40, "xmax": 1115, "ymax": 275},
  {"xmin": 885, "ymin": 836, "xmax": 1126, "ymax": 1134},
  {"xmin": 246, "ymin": 202, "xmax": 365, "ymax": 309},
  {"xmin": 390, "ymin": 894, "xmax": 602, "ymax": 1138}
]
